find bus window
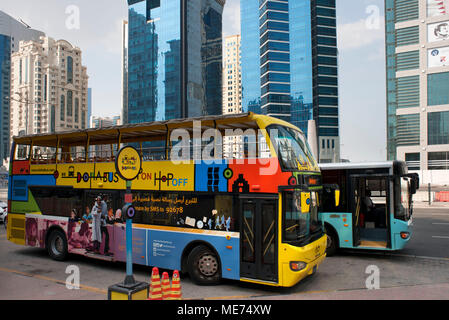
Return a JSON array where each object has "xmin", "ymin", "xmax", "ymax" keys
[
  {"xmin": 130, "ymin": 191, "xmax": 237, "ymax": 231},
  {"xmin": 394, "ymin": 177, "xmax": 411, "ymax": 221},
  {"xmin": 14, "ymin": 144, "xmax": 30, "ymax": 160},
  {"xmin": 267, "ymin": 125, "xmax": 318, "ymax": 171},
  {"xmin": 30, "ymin": 187, "xmax": 83, "ymax": 218},
  {"xmin": 283, "ymin": 191, "xmax": 321, "ymax": 244}
]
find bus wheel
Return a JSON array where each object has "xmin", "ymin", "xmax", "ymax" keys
[
  {"xmin": 47, "ymin": 229, "xmax": 68, "ymax": 261},
  {"xmin": 187, "ymin": 245, "xmax": 221, "ymax": 285},
  {"xmin": 325, "ymin": 227, "xmax": 338, "ymax": 257}
]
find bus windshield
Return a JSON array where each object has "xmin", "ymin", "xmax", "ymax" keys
[
  {"xmin": 283, "ymin": 190, "xmax": 322, "ymax": 245},
  {"xmin": 267, "ymin": 125, "xmax": 318, "ymax": 172},
  {"xmin": 395, "ymin": 176, "xmax": 412, "ymax": 221}
]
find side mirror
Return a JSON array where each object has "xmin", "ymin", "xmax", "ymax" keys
[
  {"xmin": 335, "ymin": 189, "xmax": 340, "ymax": 207},
  {"xmin": 407, "ymin": 173, "xmax": 419, "ymax": 195}
]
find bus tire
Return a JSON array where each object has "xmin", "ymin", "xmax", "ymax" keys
[
  {"xmin": 187, "ymin": 245, "xmax": 221, "ymax": 285},
  {"xmin": 325, "ymin": 225, "xmax": 338, "ymax": 257},
  {"xmin": 47, "ymin": 229, "xmax": 68, "ymax": 261}
]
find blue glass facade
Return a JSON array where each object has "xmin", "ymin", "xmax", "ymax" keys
[
  {"xmin": 0, "ymin": 34, "xmax": 11, "ymax": 163},
  {"xmin": 126, "ymin": 0, "xmax": 224, "ymax": 124},
  {"xmin": 385, "ymin": 0, "xmax": 398, "ymax": 160},
  {"xmin": 241, "ymin": 0, "xmax": 338, "ymax": 154},
  {"xmin": 241, "ymin": 0, "xmax": 262, "ymax": 114}
]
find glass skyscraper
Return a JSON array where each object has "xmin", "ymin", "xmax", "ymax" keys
[
  {"xmin": 240, "ymin": 0, "xmax": 339, "ymax": 163},
  {"xmin": 125, "ymin": 0, "xmax": 225, "ymax": 124}
]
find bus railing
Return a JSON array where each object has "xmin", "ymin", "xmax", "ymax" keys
[{"xmin": 24, "ymin": 140, "xmax": 272, "ymax": 165}]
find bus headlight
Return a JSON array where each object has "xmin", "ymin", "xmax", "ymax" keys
[
  {"xmin": 400, "ymin": 232, "xmax": 410, "ymax": 239},
  {"xmin": 290, "ymin": 261, "xmax": 307, "ymax": 272}
]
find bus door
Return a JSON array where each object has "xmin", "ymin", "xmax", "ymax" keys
[
  {"xmin": 349, "ymin": 175, "xmax": 391, "ymax": 249},
  {"xmin": 240, "ymin": 196, "xmax": 278, "ymax": 283}
]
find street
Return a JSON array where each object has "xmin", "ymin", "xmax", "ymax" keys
[{"xmin": 0, "ymin": 206, "xmax": 448, "ymax": 300}]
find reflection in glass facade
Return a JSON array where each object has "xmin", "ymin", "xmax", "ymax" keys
[
  {"xmin": 241, "ymin": 0, "xmax": 339, "ymax": 162},
  {"xmin": 386, "ymin": 0, "xmax": 399, "ymax": 160},
  {"xmin": 125, "ymin": 0, "xmax": 224, "ymax": 124}
]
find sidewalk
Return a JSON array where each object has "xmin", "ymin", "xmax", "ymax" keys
[{"xmin": 413, "ymin": 201, "xmax": 449, "ymax": 208}]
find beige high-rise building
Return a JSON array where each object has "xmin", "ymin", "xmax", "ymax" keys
[
  {"xmin": 222, "ymin": 35, "xmax": 243, "ymax": 158},
  {"xmin": 222, "ymin": 35, "xmax": 242, "ymax": 115},
  {"xmin": 10, "ymin": 36, "xmax": 88, "ymax": 141}
]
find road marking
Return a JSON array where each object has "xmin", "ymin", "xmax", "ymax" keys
[
  {"xmin": 348, "ymin": 250, "xmax": 449, "ymax": 261},
  {"xmin": 0, "ymin": 267, "xmax": 107, "ymax": 295},
  {"xmin": 432, "ymin": 236, "xmax": 449, "ymax": 239}
]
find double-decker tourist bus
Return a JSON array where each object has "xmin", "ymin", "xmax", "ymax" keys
[
  {"xmin": 7, "ymin": 113, "xmax": 330, "ymax": 287},
  {"xmin": 319, "ymin": 161, "xmax": 419, "ymax": 255}
]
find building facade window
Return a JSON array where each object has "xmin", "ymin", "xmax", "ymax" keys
[
  {"xmin": 60, "ymin": 95, "xmax": 65, "ymax": 121},
  {"xmin": 67, "ymin": 56, "xmax": 73, "ymax": 84},
  {"xmin": 428, "ymin": 152, "xmax": 449, "ymax": 170},
  {"xmin": 405, "ymin": 152, "xmax": 420, "ymax": 170},
  {"xmin": 428, "ymin": 72, "xmax": 449, "ymax": 106},
  {"xmin": 428, "ymin": 111, "xmax": 449, "ymax": 145},
  {"xmin": 67, "ymin": 90, "xmax": 73, "ymax": 117},
  {"xmin": 396, "ymin": 113, "xmax": 420, "ymax": 146},
  {"xmin": 74, "ymin": 97, "xmax": 79, "ymax": 122}
]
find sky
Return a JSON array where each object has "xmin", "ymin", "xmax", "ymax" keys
[{"xmin": 1, "ymin": 0, "xmax": 386, "ymax": 162}]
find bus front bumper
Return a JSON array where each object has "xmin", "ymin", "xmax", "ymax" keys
[{"xmin": 280, "ymin": 234, "xmax": 327, "ymax": 287}]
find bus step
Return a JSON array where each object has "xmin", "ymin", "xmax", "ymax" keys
[{"xmin": 85, "ymin": 252, "xmax": 115, "ymax": 262}]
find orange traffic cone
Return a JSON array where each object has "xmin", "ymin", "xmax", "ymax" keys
[
  {"xmin": 148, "ymin": 267, "xmax": 162, "ymax": 300},
  {"xmin": 161, "ymin": 272, "xmax": 171, "ymax": 300},
  {"xmin": 170, "ymin": 270, "xmax": 182, "ymax": 300}
]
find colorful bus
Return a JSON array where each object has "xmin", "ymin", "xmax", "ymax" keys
[
  {"xmin": 319, "ymin": 161, "xmax": 419, "ymax": 255},
  {"xmin": 7, "ymin": 113, "xmax": 329, "ymax": 287}
]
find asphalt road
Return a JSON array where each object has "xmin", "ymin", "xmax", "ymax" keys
[{"xmin": 0, "ymin": 207, "xmax": 448, "ymax": 300}]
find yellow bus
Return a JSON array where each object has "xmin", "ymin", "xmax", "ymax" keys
[{"xmin": 7, "ymin": 112, "xmax": 327, "ymax": 287}]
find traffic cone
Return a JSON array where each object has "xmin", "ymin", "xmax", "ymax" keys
[
  {"xmin": 148, "ymin": 267, "xmax": 162, "ymax": 300},
  {"xmin": 170, "ymin": 270, "xmax": 182, "ymax": 300},
  {"xmin": 161, "ymin": 272, "xmax": 171, "ymax": 300}
]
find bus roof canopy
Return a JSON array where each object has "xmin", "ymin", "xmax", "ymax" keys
[
  {"xmin": 319, "ymin": 161, "xmax": 408, "ymax": 176},
  {"xmin": 12, "ymin": 112, "xmax": 286, "ymax": 148}
]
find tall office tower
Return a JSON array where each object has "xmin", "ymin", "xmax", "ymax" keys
[
  {"xmin": 121, "ymin": 20, "xmax": 129, "ymax": 125},
  {"xmin": 222, "ymin": 35, "xmax": 242, "ymax": 116},
  {"xmin": 222, "ymin": 35, "xmax": 242, "ymax": 158},
  {"xmin": 386, "ymin": 0, "xmax": 449, "ymax": 176},
  {"xmin": 0, "ymin": 11, "xmax": 44, "ymax": 163},
  {"xmin": 10, "ymin": 37, "xmax": 89, "ymax": 141},
  {"xmin": 124, "ymin": 0, "xmax": 225, "ymax": 125},
  {"xmin": 240, "ymin": 0, "xmax": 340, "ymax": 163}
]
